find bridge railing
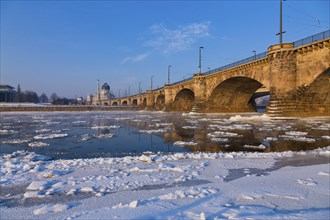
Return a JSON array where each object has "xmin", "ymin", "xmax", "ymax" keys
[
  {"xmin": 169, "ymin": 76, "xmax": 194, "ymax": 86},
  {"xmin": 205, "ymin": 29, "xmax": 330, "ymax": 76},
  {"xmin": 293, "ymin": 29, "xmax": 330, "ymax": 47},
  {"xmin": 205, "ymin": 51, "xmax": 268, "ymax": 76}
]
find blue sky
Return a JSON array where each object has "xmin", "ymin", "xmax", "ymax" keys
[{"xmin": 1, "ymin": 0, "xmax": 329, "ymax": 98}]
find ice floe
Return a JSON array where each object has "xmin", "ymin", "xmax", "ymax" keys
[
  {"xmin": 207, "ymin": 131, "xmax": 242, "ymax": 138},
  {"xmin": 0, "ymin": 129, "xmax": 17, "ymax": 135},
  {"xmin": 91, "ymin": 125, "xmax": 120, "ymax": 130},
  {"xmin": 28, "ymin": 142, "xmax": 50, "ymax": 148},
  {"xmin": 2, "ymin": 139, "xmax": 31, "ymax": 144},
  {"xmin": 243, "ymin": 144, "xmax": 267, "ymax": 150},
  {"xmin": 173, "ymin": 141, "xmax": 198, "ymax": 146},
  {"xmin": 34, "ymin": 133, "xmax": 68, "ymax": 140},
  {"xmin": 139, "ymin": 129, "xmax": 167, "ymax": 134}
]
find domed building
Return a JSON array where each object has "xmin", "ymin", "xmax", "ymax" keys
[
  {"xmin": 88, "ymin": 81, "xmax": 111, "ymax": 105},
  {"xmin": 100, "ymin": 83, "xmax": 110, "ymax": 101}
]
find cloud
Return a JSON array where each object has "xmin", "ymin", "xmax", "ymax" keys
[
  {"xmin": 144, "ymin": 21, "xmax": 211, "ymax": 53},
  {"xmin": 120, "ymin": 52, "xmax": 150, "ymax": 64}
]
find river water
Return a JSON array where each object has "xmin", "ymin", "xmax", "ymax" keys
[{"xmin": 0, "ymin": 111, "xmax": 329, "ymax": 160}]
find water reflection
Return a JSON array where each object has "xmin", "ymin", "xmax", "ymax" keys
[{"xmin": 0, "ymin": 112, "xmax": 329, "ymax": 159}]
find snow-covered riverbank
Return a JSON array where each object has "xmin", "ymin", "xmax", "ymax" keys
[{"xmin": 1, "ymin": 147, "xmax": 329, "ymax": 219}]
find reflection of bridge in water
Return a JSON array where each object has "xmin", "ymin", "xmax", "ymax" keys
[
  {"xmin": 120, "ymin": 113, "xmax": 330, "ymax": 154},
  {"xmin": 97, "ymin": 31, "xmax": 330, "ymax": 117}
]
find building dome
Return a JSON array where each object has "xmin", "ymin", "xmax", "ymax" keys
[{"xmin": 102, "ymin": 83, "xmax": 110, "ymax": 91}]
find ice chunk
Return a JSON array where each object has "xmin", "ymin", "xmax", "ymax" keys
[
  {"xmin": 27, "ymin": 180, "xmax": 55, "ymax": 191},
  {"xmin": 34, "ymin": 133, "xmax": 68, "ymax": 140},
  {"xmin": 173, "ymin": 141, "xmax": 197, "ymax": 146},
  {"xmin": 139, "ymin": 129, "xmax": 167, "ymax": 134},
  {"xmin": 28, "ymin": 142, "xmax": 49, "ymax": 147}
]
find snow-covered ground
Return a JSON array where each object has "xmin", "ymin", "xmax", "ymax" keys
[{"xmin": 1, "ymin": 147, "xmax": 329, "ymax": 219}]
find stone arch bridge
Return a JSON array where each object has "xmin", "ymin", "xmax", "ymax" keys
[{"xmin": 103, "ymin": 34, "xmax": 330, "ymax": 117}]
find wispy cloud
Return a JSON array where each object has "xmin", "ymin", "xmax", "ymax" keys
[
  {"xmin": 144, "ymin": 21, "xmax": 211, "ymax": 53},
  {"xmin": 120, "ymin": 52, "xmax": 151, "ymax": 64}
]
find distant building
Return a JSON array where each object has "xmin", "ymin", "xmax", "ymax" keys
[
  {"xmin": 76, "ymin": 97, "xmax": 84, "ymax": 105},
  {"xmin": 0, "ymin": 85, "xmax": 16, "ymax": 102},
  {"xmin": 87, "ymin": 81, "xmax": 111, "ymax": 105}
]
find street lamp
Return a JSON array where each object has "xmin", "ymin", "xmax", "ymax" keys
[
  {"xmin": 151, "ymin": 75, "xmax": 154, "ymax": 90},
  {"xmin": 253, "ymin": 50, "xmax": 256, "ymax": 60},
  {"xmin": 276, "ymin": 0, "xmax": 286, "ymax": 44},
  {"xmin": 168, "ymin": 65, "xmax": 172, "ymax": 84},
  {"xmin": 208, "ymin": 67, "xmax": 210, "ymax": 74},
  {"xmin": 199, "ymin": 46, "xmax": 204, "ymax": 73},
  {"xmin": 139, "ymin": 82, "xmax": 141, "ymax": 94}
]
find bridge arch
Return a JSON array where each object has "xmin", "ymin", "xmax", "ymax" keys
[
  {"xmin": 112, "ymin": 102, "xmax": 118, "ymax": 106},
  {"xmin": 172, "ymin": 88, "xmax": 195, "ymax": 112},
  {"xmin": 296, "ymin": 68, "xmax": 330, "ymax": 113},
  {"xmin": 206, "ymin": 76, "xmax": 265, "ymax": 112},
  {"xmin": 122, "ymin": 100, "xmax": 128, "ymax": 106},
  {"xmin": 132, "ymin": 99, "xmax": 138, "ymax": 106},
  {"xmin": 155, "ymin": 94, "xmax": 165, "ymax": 110}
]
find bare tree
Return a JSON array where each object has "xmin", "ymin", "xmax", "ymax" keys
[
  {"xmin": 50, "ymin": 93, "xmax": 58, "ymax": 104},
  {"xmin": 39, "ymin": 93, "xmax": 49, "ymax": 103}
]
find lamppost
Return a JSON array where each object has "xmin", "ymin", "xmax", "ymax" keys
[
  {"xmin": 253, "ymin": 50, "xmax": 256, "ymax": 60},
  {"xmin": 168, "ymin": 65, "xmax": 172, "ymax": 84},
  {"xmin": 151, "ymin": 75, "xmax": 154, "ymax": 90},
  {"xmin": 276, "ymin": 0, "xmax": 286, "ymax": 44},
  {"xmin": 208, "ymin": 67, "xmax": 210, "ymax": 74},
  {"xmin": 199, "ymin": 46, "xmax": 204, "ymax": 73},
  {"xmin": 139, "ymin": 82, "xmax": 141, "ymax": 94}
]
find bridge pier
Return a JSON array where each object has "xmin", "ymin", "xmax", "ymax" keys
[
  {"xmin": 267, "ymin": 41, "xmax": 330, "ymax": 117},
  {"xmin": 145, "ymin": 90, "xmax": 155, "ymax": 110}
]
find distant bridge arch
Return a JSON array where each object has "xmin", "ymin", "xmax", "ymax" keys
[
  {"xmin": 172, "ymin": 88, "xmax": 195, "ymax": 112},
  {"xmin": 155, "ymin": 94, "xmax": 165, "ymax": 110},
  {"xmin": 132, "ymin": 99, "xmax": 138, "ymax": 106}
]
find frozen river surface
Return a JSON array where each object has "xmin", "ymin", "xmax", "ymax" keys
[
  {"xmin": 0, "ymin": 111, "xmax": 329, "ymax": 219},
  {"xmin": 1, "ymin": 111, "xmax": 330, "ymax": 159}
]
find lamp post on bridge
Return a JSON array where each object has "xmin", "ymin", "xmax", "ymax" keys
[
  {"xmin": 199, "ymin": 46, "xmax": 204, "ymax": 73},
  {"xmin": 276, "ymin": 0, "xmax": 286, "ymax": 44},
  {"xmin": 253, "ymin": 50, "xmax": 256, "ymax": 60},
  {"xmin": 139, "ymin": 82, "xmax": 141, "ymax": 94},
  {"xmin": 151, "ymin": 75, "xmax": 154, "ymax": 90},
  {"xmin": 168, "ymin": 65, "xmax": 172, "ymax": 84}
]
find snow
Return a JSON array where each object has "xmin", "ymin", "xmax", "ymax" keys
[{"xmin": 1, "ymin": 147, "xmax": 329, "ymax": 220}]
